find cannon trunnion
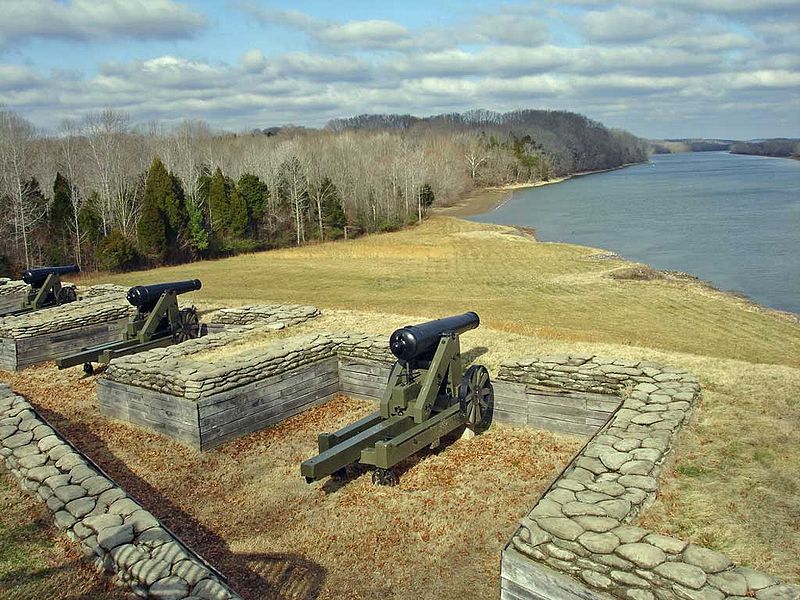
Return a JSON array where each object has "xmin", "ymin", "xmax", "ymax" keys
[
  {"xmin": 56, "ymin": 279, "xmax": 202, "ymax": 375},
  {"xmin": 1, "ymin": 264, "xmax": 79, "ymax": 317},
  {"xmin": 301, "ymin": 311, "xmax": 493, "ymax": 486}
]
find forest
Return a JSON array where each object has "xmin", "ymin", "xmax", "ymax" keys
[
  {"xmin": 729, "ymin": 139, "xmax": 800, "ymax": 159},
  {"xmin": 0, "ymin": 107, "xmax": 648, "ymax": 275}
]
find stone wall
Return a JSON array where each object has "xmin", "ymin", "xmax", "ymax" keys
[
  {"xmin": 0, "ymin": 292, "xmax": 131, "ymax": 339},
  {"xmin": 0, "ymin": 293, "xmax": 132, "ymax": 371},
  {"xmin": 500, "ymin": 356, "xmax": 800, "ymax": 600},
  {"xmin": 97, "ymin": 330, "xmax": 393, "ymax": 448},
  {"xmin": 206, "ymin": 304, "xmax": 321, "ymax": 333},
  {"xmin": 0, "ymin": 278, "xmax": 28, "ymax": 313},
  {"xmin": 0, "ymin": 384, "xmax": 241, "ymax": 600},
  {"xmin": 80, "ymin": 283, "xmax": 129, "ymax": 299},
  {"xmin": 104, "ymin": 330, "xmax": 391, "ymax": 401}
]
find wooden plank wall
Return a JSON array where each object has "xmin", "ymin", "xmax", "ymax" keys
[
  {"xmin": 501, "ymin": 546, "xmax": 607, "ymax": 600},
  {"xmin": 1, "ymin": 317, "xmax": 128, "ymax": 371},
  {"xmin": 338, "ymin": 358, "xmax": 391, "ymax": 402},
  {"xmin": 97, "ymin": 379, "xmax": 201, "ymax": 448},
  {"xmin": 493, "ymin": 380, "xmax": 620, "ymax": 437},
  {"xmin": 0, "ymin": 292, "xmax": 26, "ymax": 314},
  {"xmin": 196, "ymin": 357, "xmax": 339, "ymax": 450}
]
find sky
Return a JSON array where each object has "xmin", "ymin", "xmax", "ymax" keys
[{"xmin": 0, "ymin": 0, "xmax": 798, "ymax": 139}]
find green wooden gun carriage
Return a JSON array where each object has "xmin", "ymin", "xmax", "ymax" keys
[
  {"xmin": 301, "ymin": 311, "xmax": 494, "ymax": 486},
  {"xmin": 56, "ymin": 279, "xmax": 202, "ymax": 375},
  {"xmin": 0, "ymin": 265, "xmax": 79, "ymax": 317}
]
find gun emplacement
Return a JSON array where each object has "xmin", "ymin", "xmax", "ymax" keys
[
  {"xmin": 0, "ymin": 264, "xmax": 79, "ymax": 317},
  {"xmin": 57, "ymin": 279, "xmax": 202, "ymax": 375},
  {"xmin": 301, "ymin": 311, "xmax": 492, "ymax": 486}
]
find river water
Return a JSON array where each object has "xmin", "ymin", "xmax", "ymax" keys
[{"xmin": 470, "ymin": 152, "xmax": 800, "ymax": 314}]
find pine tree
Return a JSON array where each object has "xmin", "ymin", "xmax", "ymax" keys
[
  {"xmin": 208, "ymin": 167, "xmax": 228, "ymax": 234},
  {"xmin": 236, "ymin": 173, "xmax": 269, "ymax": 236},
  {"xmin": 137, "ymin": 157, "xmax": 170, "ymax": 262},
  {"xmin": 47, "ymin": 172, "xmax": 72, "ymax": 263},
  {"xmin": 227, "ymin": 187, "xmax": 248, "ymax": 238},
  {"xmin": 320, "ymin": 178, "xmax": 346, "ymax": 239}
]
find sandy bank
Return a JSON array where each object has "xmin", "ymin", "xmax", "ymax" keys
[{"xmin": 435, "ymin": 163, "xmax": 643, "ymax": 217}]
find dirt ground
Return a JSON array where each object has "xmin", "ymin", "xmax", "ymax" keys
[{"xmin": 0, "ymin": 364, "xmax": 582, "ymax": 600}]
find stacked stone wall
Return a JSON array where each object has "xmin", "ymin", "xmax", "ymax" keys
[
  {"xmin": 0, "ymin": 292, "xmax": 131, "ymax": 339},
  {"xmin": 0, "ymin": 384, "xmax": 241, "ymax": 600},
  {"xmin": 501, "ymin": 357, "xmax": 799, "ymax": 600},
  {"xmin": 104, "ymin": 330, "xmax": 391, "ymax": 401},
  {"xmin": 207, "ymin": 304, "xmax": 320, "ymax": 332}
]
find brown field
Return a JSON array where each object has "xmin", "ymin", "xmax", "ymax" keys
[
  {"xmin": 0, "ymin": 361, "xmax": 582, "ymax": 600},
  {"xmin": 2, "ymin": 215, "xmax": 799, "ymax": 596}
]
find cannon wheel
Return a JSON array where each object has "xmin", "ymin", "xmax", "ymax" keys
[
  {"xmin": 372, "ymin": 468, "xmax": 398, "ymax": 486},
  {"xmin": 174, "ymin": 307, "xmax": 200, "ymax": 342},
  {"xmin": 459, "ymin": 365, "xmax": 494, "ymax": 432},
  {"xmin": 58, "ymin": 286, "xmax": 77, "ymax": 305}
]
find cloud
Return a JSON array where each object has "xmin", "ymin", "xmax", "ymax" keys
[
  {"xmin": 0, "ymin": 0, "xmax": 206, "ymax": 47},
  {"xmin": 581, "ymin": 6, "xmax": 689, "ymax": 43}
]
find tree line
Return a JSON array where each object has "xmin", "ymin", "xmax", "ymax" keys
[{"xmin": 0, "ymin": 107, "xmax": 647, "ymax": 275}]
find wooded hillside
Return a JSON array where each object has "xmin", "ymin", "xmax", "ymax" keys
[{"xmin": 0, "ymin": 108, "xmax": 647, "ymax": 274}]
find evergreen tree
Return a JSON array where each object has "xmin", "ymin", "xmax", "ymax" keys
[
  {"xmin": 320, "ymin": 178, "xmax": 346, "ymax": 239},
  {"xmin": 208, "ymin": 167, "xmax": 228, "ymax": 234},
  {"xmin": 137, "ymin": 157, "xmax": 170, "ymax": 262},
  {"xmin": 227, "ymin": 187, "xmax": 248, "ymax": 238},
  {"xmin": 236, "ymin": 173, "xmax": 269, "ymax": 236},
  {"xmin": 47, "ymin": 172, "xmax": 72, "ymax": 263}
]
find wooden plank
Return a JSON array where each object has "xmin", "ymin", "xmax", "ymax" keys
[
  {"xmin": 501, "ymin": 547, "xmax": 608, "ymax": 600},
  {"xmin": 200, "ymin": 382, "xmax": 339, "ymax": 448},
  {"xmin": 526, "ymin": 415, "xmax": 595, "ymax": 437},
  {"xmin": 493, "ymin": 409, "xmax": 528, "ymax": 428},
  {"xmin": 201, "ymin": 390, "xmax": 338, "ymax": 451},
  {"xmin": 198, "ymin": 371, "xmax": 339, "ymax": 428},
  {"xmin": 97, "ymin": 380, "xmax": 201, "ymax": 448},
  {"xmin": 527, "ymin": 400, "xmax": 612, "ymax": 423},
  {"xmin": 197, "ymin": 358, "xmax": 338, "ymax": 410},
  {"xmin": 338, "ymin": 359, "xmax": 391, "ymax": 376}
]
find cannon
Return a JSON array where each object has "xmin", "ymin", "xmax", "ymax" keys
[
  {"xmin": 301, "ymin": 311, "xmax": 493, "ymax": 486},
  {"xmin": 56, "ymin": 279, "xmax": 202, "ymax": 375},
  {"xmin": 0, "ymin": 264, "xmax": 79, "ymax": 317}
]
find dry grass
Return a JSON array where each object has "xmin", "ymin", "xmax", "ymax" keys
[
  {"xmin": 0, "ymin": 364, "xmax": 581, "ymax": 600},
  {"xmin": 0, "ymin": 470, "xmax": 128, "ymax": 600},
  {"xmin": 10, "ymin": 215, "xmax": 799, "ymax": 589},
  {"xmin": 79, "ymin": 217, "xmax": 799, "ymax": 368}
]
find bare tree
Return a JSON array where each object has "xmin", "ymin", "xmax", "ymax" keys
[
  {"xmin": 0, "ymin": 110, "xmax": 47, "ymax": 268},
  {"xmin": 83, "ymin": 109, "xmax": 131, "ymax": 234}
]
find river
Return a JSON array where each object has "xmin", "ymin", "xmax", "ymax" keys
[{"xmin": 470, "ymin": 152, "xmax": 800, "ymax": 314}]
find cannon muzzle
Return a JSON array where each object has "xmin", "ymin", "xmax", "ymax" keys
[
  {"xmin": 22, "ymin": 264, "xmax": 80, "ymax": 287},
  {"xmin": 389, "ymin": 311, "xmax": 479, "ymax": 361},
  {"xmin": 127, "ymin": 279, "xmax": 202, "ymax": 307}
]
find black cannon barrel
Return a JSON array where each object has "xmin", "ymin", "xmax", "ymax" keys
[
  {"xmin": 389, "ymin": 311, "xmax": 479, "ymax": 362},
  {"xmin": 22, "ymin": 264, "xmax": 80, "ymax": 286},
  {"xmin": 126, "ymin": 279, "xmax": 202, "ymax": 307}
]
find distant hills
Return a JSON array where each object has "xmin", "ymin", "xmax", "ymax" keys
[{"xmin": 649, "ymin": 137, "xmax": 800, "ymax": 159}]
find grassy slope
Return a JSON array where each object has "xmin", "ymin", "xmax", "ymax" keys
[
  {"xmin": 0, "ymin": 471, "xmax": 128, "ymax": 600},
  {"xmin": 64, "ymin": 216, "xmax": 798, "ymax": 582}
]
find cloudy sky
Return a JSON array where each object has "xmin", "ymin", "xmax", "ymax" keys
[{"xmin": 0, "ymin": 0, "xmax": 798, "ymax": 139}]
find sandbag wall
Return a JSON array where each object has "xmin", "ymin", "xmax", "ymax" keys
[
  {"xmin": 0, "ymin": 384, "xmax": 241, "ymax": 600},
  {"xmin": 0, "ymin": 291, "xmax": 132, "ymax": 371}
]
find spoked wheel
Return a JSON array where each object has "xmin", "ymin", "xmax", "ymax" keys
[
  {"xmin": 174, "ymin": 307, "xmax": 200, "ymax": 342},
  {"xmin": 459, "ymin": 365, "xmax": 494, "ymax": 433},
  {"xmin": 58, "ymin": 286, "xmax": 77, "ymax": 305},
  {"xmin": 371, "ymin": 468, "xmax": 398, "ymax": 487}
]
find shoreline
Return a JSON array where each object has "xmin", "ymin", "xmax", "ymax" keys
[{"xmin": 434, "ymin": 161, "xmax": 644, "ymax": 218}]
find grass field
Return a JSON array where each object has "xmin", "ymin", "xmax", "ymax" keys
[
  {"xmin": 2, "ymin": 215, "xmax": 798, "ymax": 596},
  {"xmin": 0, "ymin": 471, "xmax": 128, "ymax": 600}
]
